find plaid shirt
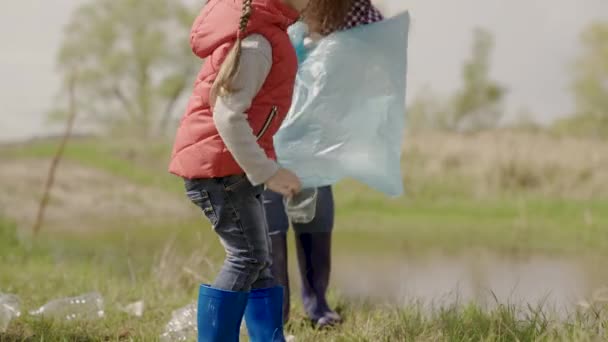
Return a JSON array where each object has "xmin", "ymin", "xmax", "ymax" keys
[{"xmin": 321, "ymin": 0, "xmax": 384, "ymax": 35}]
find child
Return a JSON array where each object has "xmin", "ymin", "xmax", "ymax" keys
[
  {"xmin": 264, "ymin": 0, "xmax": 384, "ymax": 328},
  {"xmin": 169, "ymin": 0, "xmax": 310, "ymax": 340}
]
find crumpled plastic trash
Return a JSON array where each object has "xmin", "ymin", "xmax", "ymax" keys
[
  {"xmin": 0, "ymin": 293, "xmax": 21, "ymax": 333},
  {"xmin": 120, "ymin": 300, "xmax": 145, "ymax": 317},
  {"xmin": 29, "ymin": 292, "xmax": 104, "ymax": 321},
  {"xmin": 159, "ymin": 303, "xmax": 197, "ymax": 342},
  {"xmin": 276, "ymin": 12, "xmax": 410, "ymax": 196}
]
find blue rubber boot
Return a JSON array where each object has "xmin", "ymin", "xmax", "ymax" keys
[
  {"xmin": 197, "ymin": 285, "xmax": 249, "ymax": 342},
  {"xmin": 244, "ymin": 287, "xmax": 286, "ymax": 342}
]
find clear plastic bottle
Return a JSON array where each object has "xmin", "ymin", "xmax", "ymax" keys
[
  {"xmin": 120, "ymin": 300, "xmax": 145, "ymax": 317},
  {"xmin": 0, "ymin": 294, "xmax": 21, "ymax": 332},
  {"xmin": 29, "ymin": 292, "xmax": 104, "ymax": 321},
  {"xmin": 159, "ymin": 303, "xmax": 197, "ymax": 342},
  {"xmin": 284, "ymin": 188, "xmax": 318, "ymax": 224}
]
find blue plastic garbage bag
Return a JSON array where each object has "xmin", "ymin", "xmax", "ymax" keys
[
  {"xmin": 288, "ymin": 21, "xmax": 310, "ymax": 63},
  {"xmin": 275, "ymin": 12, "xmax": 410, "ymax": 196}
]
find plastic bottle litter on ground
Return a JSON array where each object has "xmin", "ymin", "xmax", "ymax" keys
[
  {"xmin": 159, "ymin": 303, "xmax": 197, "ymax": 342},
  {"xmin": 120, "ymin": 300, "xmax": 145, "ymax": 317},
  {"xmin": 0, "ymin": 294, "xmax": 21, "ymax": 333},
  {"xmin": 29, "ymin": 292, "xmax": 104, "ymax": 321},
  {"xmin": 284, "ymin": 188, "xmax": 318, "ymax": 224}
]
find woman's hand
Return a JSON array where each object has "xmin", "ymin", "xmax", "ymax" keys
[{"xmin": 266, "ymin": 168, "xmax": 302, "ymax": 198}]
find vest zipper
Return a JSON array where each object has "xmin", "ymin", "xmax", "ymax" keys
[{"xmin": 256, "ymin": 106, "xmax": 278, "ymax": 140}]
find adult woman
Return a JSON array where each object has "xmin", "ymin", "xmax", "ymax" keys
[{"xmin": 264, "ymin": 0, "xmax": 384, "ymax": 327}]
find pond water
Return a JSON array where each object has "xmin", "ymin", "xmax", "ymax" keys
[{"xmin": 332, "ymin": 253, "xmax": 608, "ymax": 313}]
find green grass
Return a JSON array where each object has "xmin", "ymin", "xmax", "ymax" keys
[
  {"xmin": 333, "ymin": 185, "xmax": 608, "ymax": 255},
  {"xmin": 0, "ymin": 218, "xmax": 201, "ymax": 341},
  {"xmin": 2, "ymin": 219, "xmax": 608, "ymax": 342}
]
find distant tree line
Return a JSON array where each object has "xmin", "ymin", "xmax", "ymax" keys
[{"xmin": 52, "ymin": 0, "xmax": 608, "ymax": 139}]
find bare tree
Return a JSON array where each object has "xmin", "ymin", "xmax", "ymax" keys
[
  {"xmin": 55, "ymin": 0, "xmax": 199, "ymax": 137},
  {"xmin": 450, "ymin": 28, "xmax": 505, "ymax": 132},
  {"xmin": 33, "ymin": 76, "xmax": 78, "ymax": 235}
]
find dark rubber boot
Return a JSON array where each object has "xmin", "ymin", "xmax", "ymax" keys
[
  {"xmin": 295, "ymin": 232, "xmax": 342, "ymax": 327},
  {"xmin": 270, "ymin": 232, "xmax": 291, "ymax": 323}
]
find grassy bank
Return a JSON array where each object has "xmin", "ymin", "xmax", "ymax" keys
[
  {"xmin": 4, "ymin": 130, "xmax": 608, "ymax": 199},
  {"xmin": 2, "ymin": 132, "xmax": 608, "ymax": 254}
]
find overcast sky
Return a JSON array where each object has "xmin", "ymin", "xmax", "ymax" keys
[{"xmin": 1, "ymin": 0, "xmax": 607, "ymax": 141}]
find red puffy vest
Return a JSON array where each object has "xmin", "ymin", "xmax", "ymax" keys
[{"xmin": 169, "ymin": 0, "xmax": 299, "ymax": 179}]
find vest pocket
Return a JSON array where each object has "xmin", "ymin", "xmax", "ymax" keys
[{"xmin": 256, "ymin": 106, "xmax": 278, "ymax": 140}]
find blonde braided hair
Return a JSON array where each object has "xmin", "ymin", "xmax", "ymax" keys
[{"xmin": 211, "ymin": 0, "xmax": 254, "ymax": 101}]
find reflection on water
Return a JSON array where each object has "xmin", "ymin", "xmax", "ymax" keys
[{"xmin": 334, "ymin": 253, "xmax": 608, "ymax": 313}]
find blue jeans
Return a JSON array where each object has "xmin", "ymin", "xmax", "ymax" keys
[
  {"xmin": 264, "ymin": 186, "xmax": 335, "ymax": 234},
  {"xmin": 185, "ymin": 176, "xmax": 275, "ymax": 292}
]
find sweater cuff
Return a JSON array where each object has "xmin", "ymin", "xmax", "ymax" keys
[{"xmin": 246, "ymin": 160, "xmax": 280, "ymax": 186}]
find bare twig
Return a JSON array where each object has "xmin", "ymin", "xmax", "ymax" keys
[
  {"xmin": 157, "ymin": 81, "xmax": 186, "ymax": 136},
  {"xmin": 32, "ymin": 76, "xmax": 78, "ymax": 235},
  {"xmin": 158, "ymin": 67, "xmax": 194, "ymax": 135},
  {"xmin": 112, "ymin": 85, "xmax": 138, "ymax": 120}
]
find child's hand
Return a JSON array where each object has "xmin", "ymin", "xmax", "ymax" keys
[{"xmin": 266, "ymin": 168, "xmax": 302, "ymax": 198}]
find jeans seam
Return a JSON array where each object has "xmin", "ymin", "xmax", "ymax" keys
[
  {"xmin": 200, "ymin": 190, "xmax": 219, "ymax": 227},
  {"xmin": 222, "ymin": 187, "xmax": 255, "ymax": 265}
]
